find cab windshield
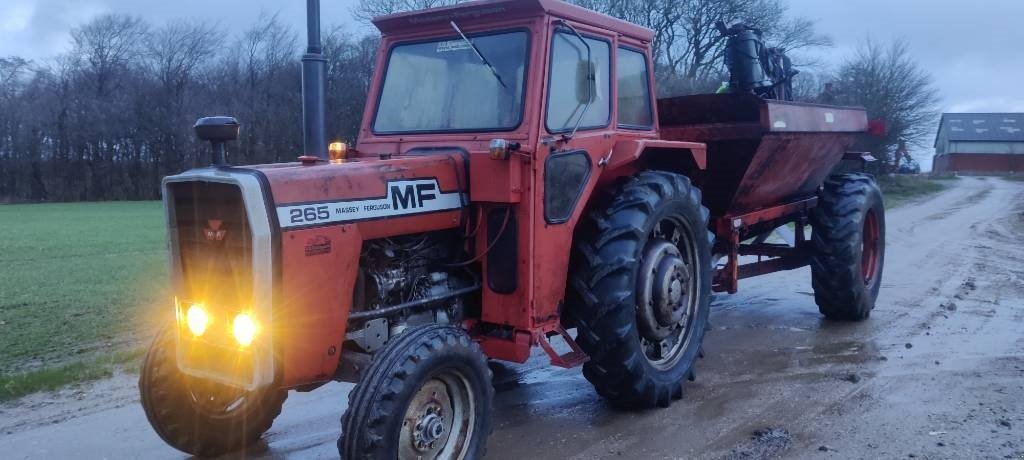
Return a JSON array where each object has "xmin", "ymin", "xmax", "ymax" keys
[{"xmin": 372, "ymin": 30, "xmax": 528, "ymax": 134}]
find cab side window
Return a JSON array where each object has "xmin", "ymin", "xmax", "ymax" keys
[
  {"xmin": 546, "ymin": 30, "xmax": 611, "ymax": 133},
  {"xmin": 616, "ymin": 47, "xmax": 653, "ymax": 129}
]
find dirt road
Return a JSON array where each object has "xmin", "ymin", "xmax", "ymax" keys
[{"xmin": 2, "ymin": 176, "xmax": 1022, "ymax": 459}]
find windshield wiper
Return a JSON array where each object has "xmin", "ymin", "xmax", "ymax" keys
[{"xmin": 450, "ymin": 21, "xmax": 508, "ymax": 89}]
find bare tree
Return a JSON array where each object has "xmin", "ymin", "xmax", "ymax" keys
[
  {"xmin": 789, "ymin": 70, "xmax": 827, "ymax": 103},
  {"xmin": 567, "ymin": 0, "xmax": 831, "ymax": 96},
  {"xmin": 70, "ymin": 14, "xmax": 148, "ymax": 97},
  {"xmin": 353, "ymin": 0, "xmax": 464, "ymax": 23},
  {"xmin": 832, "ymin": 39, "xmax": 940, "ymax": 168},
  {"xmin": 143, "ymin": 21, "xmax": 224, "ymax": 191},
  {"xmin": 146, "ymin": 21, "xmax": 221, "ymax": 98},
  {"xmin": 324, "ymin": 32, "xmax": 380, "ymax": 144}
]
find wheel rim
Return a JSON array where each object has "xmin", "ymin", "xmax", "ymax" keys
[
  {"xmin": 861, "ymin": 209, "xmax": 880, "ymax": 286},
  {"xmin": 636, "ymin": 216, "xmax": 701, "ymax": 370},
  {"xmin": 399, "ymin": 370, "xmax": 475, "ymax": 460}
]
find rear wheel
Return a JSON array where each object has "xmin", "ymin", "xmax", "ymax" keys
[
  {"xmin": 810, "ymin": 173, "xmax": 886, "ymax": 321},
  {"xmin": 139, "ymin": 326, "xmax": 286, "ymax": 457},
  {"xmin": 339, "ymin": 324, "xmax": 493, "ymax": 459},
  {"xmin": 567, "ymin": 171, "xmax": 713, "ymax": 408}
]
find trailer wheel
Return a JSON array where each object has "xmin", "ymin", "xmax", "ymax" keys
[
  {"xmin": 139, "ymin": 326, "xmax": 286, "ymax": 457},
  {"xmin": 567, "ymin": 171, "xmax": 713, "ymax": 408},
  {"xmin": 810, "ymin": 173, "xmax": 886, "ymax": 321},
  {"xmin": 339, "ymin": 324, "xmax": 493, "ymax": 459}
]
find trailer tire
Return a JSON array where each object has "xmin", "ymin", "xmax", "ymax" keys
[
  {"xmin": 139, "ymin": 326, "xmax": 287, "ymax": 457},
  {"xmin": 339, "ymin": 324, "xmax": 493, "ymax": 460},
  {"xmin": 567, "ymin": 171, "xmax": 713, "ymax": 409},
  {"xmin": 810, "ymin": 173, "xmax": 886, "ymax": 321}
]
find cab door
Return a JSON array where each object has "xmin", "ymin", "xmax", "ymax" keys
[{"xmin": 529, "ymin": 20, "xmax": 618, "ymax": 324}]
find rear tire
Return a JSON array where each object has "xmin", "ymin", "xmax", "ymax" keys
[
  {"xmin": 339, "ymin": 325, "xmax": 493, "ymax": 459},
  {"xmin": 810, "ymin": 173, "xmax": 886, "ymax": 321},
  {"xmin": 139, "ymin": 326, "xmax": 286, "ymax": 457},
  {"xmin": 567, "ymin": 171, "xmax": 713, "ymax": 409}
]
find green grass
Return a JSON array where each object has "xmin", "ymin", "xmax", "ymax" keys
[
  {"xmin": 0, "ymin": 349, "xmax": 144, "ymax": 401},
  {"xmin": 1002, "ymin": 175, "xmax": 1024, "ymax": 182},
  {"xmin": 0, "ymin": 202, "xmax": 169, "ymax": 380},
  {"xmin": 878, "ymin": 175, "xmax": 955, "ymax": 208}
]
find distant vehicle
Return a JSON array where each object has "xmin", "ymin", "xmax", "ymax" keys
[
  {"xmin": 898, "ymin": 157, "xmax": 922, "ymax": 175},
  {"xmin": 894, "ymin": 140, "xmax": 921, "ymax": 174},
  {"xmin": 139, "ymin": 0, "xmax": 886, "ymax": 457}
]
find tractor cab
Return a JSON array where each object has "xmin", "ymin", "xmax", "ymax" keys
[{"xmin": 357, "ymin": 0, "xmax": 663, "ymax": 159}]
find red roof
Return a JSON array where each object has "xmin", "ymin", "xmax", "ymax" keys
[{"xmin": 373, "ymin": 0, "xmax": 655, "ymax": 42}]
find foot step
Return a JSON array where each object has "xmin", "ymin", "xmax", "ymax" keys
[{"xmin": 535, "ymin": 325, "xmax": 589, "ymax": 369}]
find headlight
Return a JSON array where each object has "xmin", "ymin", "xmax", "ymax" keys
[
  {"xmin": 185, "ymin": 304, "xmax": 210, "ymax": 337},
  {"xmin": 232, "ymin": 312, "xmax": 259, "ymax": 347}
]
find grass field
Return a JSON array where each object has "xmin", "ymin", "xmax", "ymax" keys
[
  {"xmin": 878, "ymin": 175, "xmax": 956, "ymax": 208},
  {"xmin": 0, "ymin": 202, "xmax": 168, "ymax": 398}
]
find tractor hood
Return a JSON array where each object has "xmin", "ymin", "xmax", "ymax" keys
[{"xmin": 252, "ymin": 153, "xmax": 468, "ymax": 239}]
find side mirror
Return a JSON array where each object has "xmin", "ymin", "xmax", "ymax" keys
[
  {"xmin": 575, "ymin": 60, "xmax": 596, "ymax": 105},
  {"xmin": 194, "ymin": 116, "xmax": 240, "ymax": 166}
]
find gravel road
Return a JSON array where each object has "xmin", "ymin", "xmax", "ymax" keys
[{"xmin": 2, "ymin": 176, "xmax": 1022, "ymax": 459}]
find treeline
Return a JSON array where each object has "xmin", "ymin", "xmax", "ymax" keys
[
  {"xmin": 0, "ymin": 14, "xmax": 376, "ymax": 202},
  {"xmin": 1, "ymin": 1, "xmax": 938, "ymax": 202}
]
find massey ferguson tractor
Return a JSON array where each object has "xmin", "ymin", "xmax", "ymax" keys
[{"xmin": 139, "ymin": 0, "xmax": 886, "ymax": 458}]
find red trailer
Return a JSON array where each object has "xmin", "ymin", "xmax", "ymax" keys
[
  {"xmin": 657, "ymin": 93, "xmax": 882, "ymax": 295},
  {"xmin": 139, "ymin": 1, "xmax": 885, "ymax": 458}
]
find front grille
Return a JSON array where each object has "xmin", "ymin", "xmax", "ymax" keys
[{"xmin": 170, "ymin": 181, "xmax": 253, "ymax": 337}]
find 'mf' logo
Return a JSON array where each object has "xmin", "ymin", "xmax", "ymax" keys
[
  {"xmin": 277, "ymin": 177, "xmax": 464, "ymax": 229},
  {"xmin": 391, "ymin": 183, "xmax": 438, "ymax": 210}
]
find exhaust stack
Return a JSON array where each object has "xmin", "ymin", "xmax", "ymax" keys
[{"xmin": 301, "ymin": 0, "xmax": 327, "ymax": 159}]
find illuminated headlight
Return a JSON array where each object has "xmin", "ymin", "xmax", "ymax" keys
[
  {"xmin": 232, "ymin": 312, "xmax": 259, "ymax": 347},
  {"xmin": 185, "ymin": 304, "xmax": 210, "ymax": 337}
]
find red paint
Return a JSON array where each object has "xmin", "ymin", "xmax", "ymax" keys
[
  {"xmin": 933, "ymin": 153, "xmax": 1024, "ymax": 174},
  {"xmin": 195, "ymin": 0, "xmax": 875, "ymax": 387},
  {"xmin": 277, "ymin": 225, "xmax": 361, "ymax": 386}
]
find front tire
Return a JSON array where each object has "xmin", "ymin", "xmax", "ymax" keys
[
  {"xmin": 339, "ymin": 325, "xmax": 494, "ymax": 459},
  {"xmin": 567, "ymin": 171, "xmax": 713, "ymax": 408},
  {"xmin": 810, "ymin": 173, "xmax": 886, "ymax": 321},
  {"xmin": 139, "ymin": 326, "xmax": 287, "ymax": 457}
]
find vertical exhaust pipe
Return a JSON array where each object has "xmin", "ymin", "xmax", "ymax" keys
[{"xmin": 302, "ymin": 0, "xmax": 327, "ymax": 159}]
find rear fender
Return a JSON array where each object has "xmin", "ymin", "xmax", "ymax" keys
[{"xmin": 603, "ymin": 139, "xmax": 707, "ymax": 179}]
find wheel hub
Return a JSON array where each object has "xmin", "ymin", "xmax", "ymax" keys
[
  {"xmin": 414, "ymin": 409, "xmax": 446, "ymax": 450},
  {"xmin": 637, "ymin": 240, "xmax": 689, "ymax": 341},
  {"xmin": 402, "ymin": 379, "xmax": 453, "ymax": 457},
  {"xmin": 653, "ymin": 255, "xmax": 688, "ymax": 326}
]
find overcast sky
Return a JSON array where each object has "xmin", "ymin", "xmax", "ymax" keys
[{"xmin": 3, "ymin": 0, "xmax": 1023, "ymax": 167}]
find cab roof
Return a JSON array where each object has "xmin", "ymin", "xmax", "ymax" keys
[{"xmin": 373, "ymin": 0, "xmax": 655, "ymax": 42}]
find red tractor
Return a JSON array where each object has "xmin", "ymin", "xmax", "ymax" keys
[{"xmin": 140, "ymin": 0, "xmax": 886, "ymax": 458}]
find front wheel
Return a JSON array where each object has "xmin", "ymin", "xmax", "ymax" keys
[
  {"xmin": 139, "ymin": 326, "xmax": 286, "ymax": 457},
  {"xmin": 810, "ymin": 173, "xmax": 886, "ymax": 321},
  {"xmin": 339, "ymin": 325, "xmax": 494, "ymax": 459}
]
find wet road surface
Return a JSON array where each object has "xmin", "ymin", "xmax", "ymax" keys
[{"xmin": 2, "ymin": 176, "xmax": 1022, "ymax": 459}]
